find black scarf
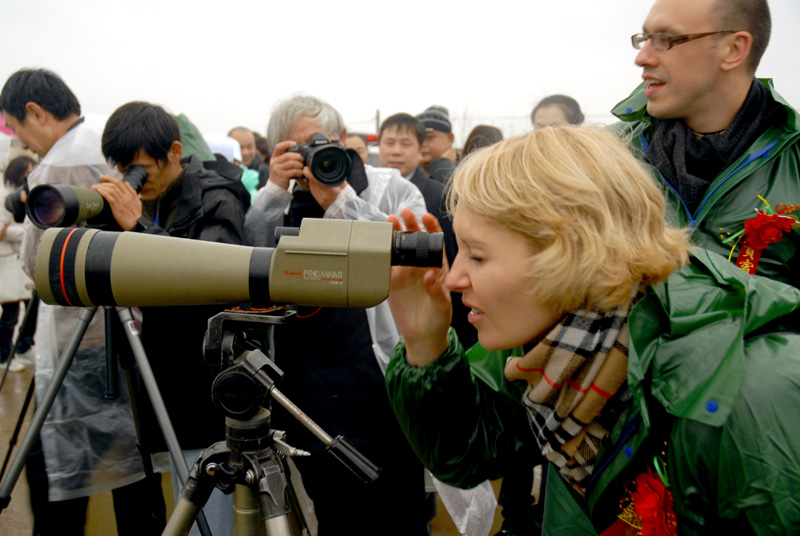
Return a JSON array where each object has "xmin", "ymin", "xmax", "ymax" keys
[{"xmin": 644, "ymin": 79, "xmax": 773, "ymax": 215}]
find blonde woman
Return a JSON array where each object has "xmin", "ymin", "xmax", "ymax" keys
[{"xmin": 386, "ymin": 126, "xmax": 800, "ymax": 535}]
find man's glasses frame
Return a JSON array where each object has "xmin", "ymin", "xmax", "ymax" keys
[{"xmin": 631, "ymin": 30, "xmax": 737, "ymax": 51}]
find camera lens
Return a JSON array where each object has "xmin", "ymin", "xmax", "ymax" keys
[
  {"xmin": 30, "ymin": 187, "xmax": 67, "ymax": 227},
  {"xmin": 309, "ymin": 146, "xmax": 351, "ymax": 186}
]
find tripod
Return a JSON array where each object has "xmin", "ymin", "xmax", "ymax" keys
[
  {"xmin": 0, "ymin": 306, "xmax": 213, "ymax": 536},
  {"xmin": 163, "ymin": 310, "xmax": 381, "ymax": 536},
  {"xmin": 0, "ymin": 292, "xmax": 39, "ymax": 481},
  {"xmin": 0, "ymin": 291, "xmax": 38, "ymax": 397}
]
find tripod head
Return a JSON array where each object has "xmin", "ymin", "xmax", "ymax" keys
[{"xmin": 203, "ymin": 310, "xmax": 380, "ymax": 484}]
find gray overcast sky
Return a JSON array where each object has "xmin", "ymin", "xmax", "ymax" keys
[{"xmin": 2, "ymin": 0, "xmax": 798, "ymax": 142}]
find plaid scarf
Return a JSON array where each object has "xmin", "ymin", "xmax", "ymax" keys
[{"xmin": 505, "ymin": 300, "xmax": 634, "ymax": 492}]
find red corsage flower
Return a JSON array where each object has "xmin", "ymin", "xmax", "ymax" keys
[
  {"xmin": 742, "ymin": 210, "xmax": 796, "ymax": 250},
  {"xmin": 727, "ymin": 200, "xmax": 799, "ymax": 274},
  {"xmin": 630, "ymin": 469, "xmax": 677, "ymax": 536}
]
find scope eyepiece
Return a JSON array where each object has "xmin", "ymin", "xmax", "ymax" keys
[{"xmin": 392, "ymin": 231, "xmax": 443, "ymax": 267}]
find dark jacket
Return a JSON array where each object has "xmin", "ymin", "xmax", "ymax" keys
[
  {"xmin": 427, "ymin": 157, "xmax": 455, "ymax": 184},
  {"xmin": 386, "ymin": 250, "xmax": 800, "ymax": 535},
  {"xmin": 248, "ymin": 153, "xmax": 270, "ymax": 190},
  {"xmin": 409, "ymin": 167, "xmax": 477, "ymax": 347},
  {"xmin": 136, "ymin": 154, "xmax": 246, "ymax": 451}
]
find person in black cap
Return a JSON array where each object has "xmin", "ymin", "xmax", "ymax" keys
[{"xmin": 416, "ymin": 105, "xmax": 457, "ymax": 183}]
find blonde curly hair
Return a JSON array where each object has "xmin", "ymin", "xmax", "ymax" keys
[{"xmin": 447, "ymin": 125, "xmax": 690, "ymax": 314}]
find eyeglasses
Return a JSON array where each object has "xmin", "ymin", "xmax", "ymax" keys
[{"xmin": 631, "ymin": 30, "xmax": 736, "ymax": 51}]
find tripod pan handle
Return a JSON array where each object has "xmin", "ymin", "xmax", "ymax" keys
[{"xmin": 327, "ymin": 436, "xmax": 380, "ymax": 484}]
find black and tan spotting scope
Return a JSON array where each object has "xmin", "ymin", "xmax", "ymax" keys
[
  {"xmin": 26, "ymin": 166, "xmax": 148, "ymax": 228},
  {"xmin": 34, "ymin": 218, "xmax": 443, "ymax": 309}
]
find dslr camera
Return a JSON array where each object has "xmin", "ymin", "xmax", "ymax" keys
[
  {"xmin": 4, "ymin": 180, "xmax": 29, "ymax": 223},
  {"xmin": 286, "ymin": 133, "xmax": 351, "ymax": 187}
]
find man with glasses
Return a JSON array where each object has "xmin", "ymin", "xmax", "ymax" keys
[{"xmin": 612, "ymin": 0, "xmax": 800, "ymax": 297}]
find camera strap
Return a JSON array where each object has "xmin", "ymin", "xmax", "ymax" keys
[
  {"xmin": 346, "ymin": 150, "xmax": 368, "ymax": 195},
  {"xmin": 286, "ymin": 152, "xmax": 369, "ymax": 227}
]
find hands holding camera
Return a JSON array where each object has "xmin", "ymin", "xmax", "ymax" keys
[
  {"xmin": 387, "ymin": 208, "xmax": 452, "ymax": 367},
  {"xmin": 269, "ymin": 138, "xmax": 349, "ymax": 212}
]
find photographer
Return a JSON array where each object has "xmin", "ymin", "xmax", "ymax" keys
[
  {"xmin": 244, "ymin": 94, "xmax": 429, "ymax": 535},
  {"xmin": 1, "ymin": 68, "xmax": 163, "ymax": 536},
  {"xmin": 94, "ymin": 101, "xmax": 247, "ymax": 536}
]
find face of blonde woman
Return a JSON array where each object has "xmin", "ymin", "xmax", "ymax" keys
[{"xmin": 445, "ymin": 204, "xmax": 560, "ymax": 350}]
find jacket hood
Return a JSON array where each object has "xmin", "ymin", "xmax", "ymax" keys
[{"xmin": 169, "ymin": 154, "xmax": 248, "ymax": 231}]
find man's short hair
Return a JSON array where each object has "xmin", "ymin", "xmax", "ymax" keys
[
  {"xmin": 102, "ymin": 101, "xmax": 181, "ymax": 168},
  {"xmin": 717, "ymin": 0, "xmax": 771, "ymax": 72},
  {"xmin": 266, "ymin": 94, "xmax": 345, "ymax": 154},
  {"xmin": 0, "ymin": 69, "xmax": 80, "ymax": 122},
  {"xmin": 416, "ymin": 105, "xmax": 452, "ymax": 134},
  {"xmin": 379, "ymin": 114, "xmax": 425, "ymax": 146}
]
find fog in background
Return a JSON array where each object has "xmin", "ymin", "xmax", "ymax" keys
[{"xmin": 2, "ymin": 0, "xmax": 798, "ymax": 143}]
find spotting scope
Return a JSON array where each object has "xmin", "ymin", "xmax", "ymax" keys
[
  {"xmin": 34, "ymin": 218, "xmax": 443, "ymax": 309},
  {"xmin": 26, "ymin": 166, "xmax": 148, "ymax": 228}
]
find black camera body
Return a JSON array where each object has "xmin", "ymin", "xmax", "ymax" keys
[
  {"xmin": 4, "ymin": 181, "xmax": 29, "ymax": 223},
  {"xmin": 286, "ymin": 133, "xmax": 351, "ymax": 187}
]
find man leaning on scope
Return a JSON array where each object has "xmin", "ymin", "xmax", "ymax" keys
[
  {"xmin": 244, "ymin": 94, "xmax": 430, "ymax": 535},
  {"xmin": 92, "ymin": 101, "xmax": 247, "ymax": 536}
]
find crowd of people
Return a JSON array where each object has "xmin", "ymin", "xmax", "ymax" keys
[{"xmin": 1, "ymin": 0, "xmax": 799, "ymax": 535}]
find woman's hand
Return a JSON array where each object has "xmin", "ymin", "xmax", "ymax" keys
[{"xmin": 387, "ymin": 208, "xmax": 452, "ymax": 367}]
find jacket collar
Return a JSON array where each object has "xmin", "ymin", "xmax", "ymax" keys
[
  {"xmin": 611, "ymin": 78, "xmax": 800, "ymax": 134},
  {"xmin": 168, "ymin": 154, "xmax": 207, "ymax": 231}
]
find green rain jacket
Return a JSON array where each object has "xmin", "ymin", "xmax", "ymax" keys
[
  {"xmin": 609, "ymin": 79, "xmax": 800, "ymax": 288},
  {"xmin": 386, "ymin": 250, "xmax": 800, "ymax": 535}
]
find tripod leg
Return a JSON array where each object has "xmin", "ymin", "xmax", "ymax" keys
[
  {"xmin": 232, "ymin": 484, "xmax": 293, "ymax": 536},
  {"xmin": 233, "ymin": 484, "xmax": 266, "ymax": 536},
  {"xmin": 163, "ymin": 497, "xmax": 203, "ymax": 536},
  {"xmin": 0, "ymin": 377, "xmax": 35, "ymax": 481},
  {"xmin": 0, "ymin": 294, "xmax": 38, "ymax": 396},
  {"xmin": 0, "ymin": 306, "xmax": 97, "ymax": 510},
  {"xmin": 114, "ymin": 308, "xmax": 213, "ymax": 536},
  {"xmin": 240, "ymin": 452, "xmax": 295, "ymax": 536},
  {"xmin": 114, "ymin": 308, "xmax": 191, "ymax": 482}
]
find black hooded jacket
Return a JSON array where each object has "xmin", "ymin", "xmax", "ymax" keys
[{"xmin": 134, "ymin": 154, "xmax": 247, "ymax": 451}]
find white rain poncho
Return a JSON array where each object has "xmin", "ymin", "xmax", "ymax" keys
[{"xmin": 22, "ymin": 114, "xmax": 147, "ymax": 500}]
